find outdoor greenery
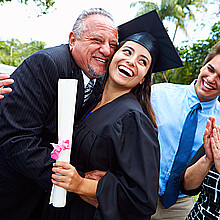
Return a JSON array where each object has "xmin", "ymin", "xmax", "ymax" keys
[
  {"xmin": 0, "ymin": 39, "xmax": 46, "ymax": 67},
  {"xmin": 130, "ymin": 0, "xmax": 211, "ymax": 42},
  {"xmin": 0, "ymin": 0, "xmax": 220, "ymax": 87},
  {"xmin": 130, "ymin": 0, "xmax": 220, "ymax": 85},
  {"xmin": 151, "ymin": 21, "xmax": 220, "ymax": 85},
  {"xmin": 0, "ymin": 20, "xmax": 219, "ymax": 85},
  {"xmin": 0, "ymin": 0, "xmax": 55, "ymax": 15}
]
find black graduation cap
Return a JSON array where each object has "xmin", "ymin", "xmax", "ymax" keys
[{"xmin": 118, "ymin": 10, "xmax": 183, "ymax": 73}]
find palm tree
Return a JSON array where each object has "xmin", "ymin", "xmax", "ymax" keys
[
  {"xmin": 130, "ymin": 0, "xmax": 208, "ymax": 83},
  {"xmin": 130, "ymin": 0, "xmax": 208, "ymax": 42}
]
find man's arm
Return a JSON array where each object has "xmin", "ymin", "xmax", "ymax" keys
[{"xmin": 0, "ymin": 53, "xmax": 59, "ymax": 190}]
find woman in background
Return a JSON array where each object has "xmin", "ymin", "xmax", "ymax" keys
[
  {"xmin": 0, "ymin": 74, "xmax": 14, "ymax": 99},
  {"xmin": 179, "ymin": 116, "xmax": 220, "ymax": 219}
]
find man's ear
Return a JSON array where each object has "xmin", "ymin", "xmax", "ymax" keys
[{"xmin": 69, "ymin": 32, "xmax": 76, "ymax": 50}]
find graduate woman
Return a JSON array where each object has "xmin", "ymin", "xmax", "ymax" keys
[{"xmin": 47, "ymin": 10, "xmax": 183, "ymax": 220}]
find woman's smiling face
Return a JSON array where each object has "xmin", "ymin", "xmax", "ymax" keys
[
  {"xmin": 195, "ymin": 54, "xmax": 220, "ymax": 102},
  {"xmin": 108, "ymin": 41, "xmax": 152, "ymax": 92}
]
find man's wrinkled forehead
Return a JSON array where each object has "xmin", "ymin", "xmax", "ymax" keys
[{"xmin": 83, "ymin": 14, "xmax": 118, "ymax": 42}]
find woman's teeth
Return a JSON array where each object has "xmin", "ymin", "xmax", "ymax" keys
[{"xmin": 118, "ymin": 66, "xmax": 133, "ymax": 77}]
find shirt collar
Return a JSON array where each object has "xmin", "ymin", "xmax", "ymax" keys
[{"xmin": 82, "ymin": 71, "xmax": 96, "ymax": 88}]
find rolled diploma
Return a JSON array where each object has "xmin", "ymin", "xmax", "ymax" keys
[{"xmin": 50, "ymin": 78, "xmax": 78, "ymax": 207}]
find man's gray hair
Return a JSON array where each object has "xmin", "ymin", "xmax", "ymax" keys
[{"xmin": 72, "ymin": 8, "xmax": 115, "ymax": 39}]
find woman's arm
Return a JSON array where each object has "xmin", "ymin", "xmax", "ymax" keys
[
  {"xmin": 52, "ymin": 161, "xmax": 98, "ymax": 198},
  {"xmin": 95, "ymin": 111, "xmax": 160, "ymax": 219},
  {"xmin": 184, "ymin": 155, "xmax": 213, "ymax": 190}
]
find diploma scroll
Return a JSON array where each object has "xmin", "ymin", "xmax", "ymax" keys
[{"xmin": 49, "ymin": 79, "xmax": 78, "ymax": 208}]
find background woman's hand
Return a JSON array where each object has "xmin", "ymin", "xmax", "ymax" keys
[
  {"xmin": 203, "ymin": 116, "xmax": 215, "ymax": 162},
  {"xmin": 0, "ymin": 74, "xmax": 14, "ymax": 99},
  {"xmin": 210, "ymin": 126, "xmax": 220, "ymax": 173}
]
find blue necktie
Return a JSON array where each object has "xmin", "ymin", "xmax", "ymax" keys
[{"xmin": 162, "ymin": 103, "xmax": 202, "ymax": 209}]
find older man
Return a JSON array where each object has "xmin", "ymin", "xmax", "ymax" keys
[{"xmin": 0, "ymin": 8, "xmax": 117, "ymax": 220}]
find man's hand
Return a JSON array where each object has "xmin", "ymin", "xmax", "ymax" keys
[
  {"xmin": 85, "ymin": 170, "xmax": 106, "ymax": 180},
  {"xmin": 80, "ymin": 170, "xmax": 107, "ymax": 207}
]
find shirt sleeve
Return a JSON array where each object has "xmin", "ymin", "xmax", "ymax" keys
[
  {"xmin": 0, "ymin": 52, "xmax": 58, "ymax": 190},
  {"xmin": 95, "ymin": 111, "xmax": 160, "ymax": 220},
  {"xmin": 178, "ymin": 145, "xmax": 205, "ymax": 196}
]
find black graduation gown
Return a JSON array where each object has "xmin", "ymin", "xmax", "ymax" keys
[{"xmin": 44, "ymin": 93, "xmax": 160, "ymax": 220}]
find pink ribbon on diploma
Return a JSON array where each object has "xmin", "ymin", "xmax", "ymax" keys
[{"xmin": 51, "ymin": 140, "xmax": 71, "ymax": 160}]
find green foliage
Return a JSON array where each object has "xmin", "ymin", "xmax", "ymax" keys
[
  {"xmin": 152, "ymin": 21, "xmax": 220, "ymax": 85},
  {"xmin": 130, "ymin": 1, "xmax": 159, "ymax": 17},
  {"xmin": 0, "ymin": 0, "xmax": 55, "ymax": 15},
  {"xmin": 130, "ymin": 0, "xmax": 209, "ymax": 41},
  {"xmin": 0, "ymin": 38, "xmax": 46, "ymax": 67},
  {"xmin": 131, "ymin": 1, "xmax": 220, "ymax": 85}
]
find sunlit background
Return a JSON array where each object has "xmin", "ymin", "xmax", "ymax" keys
[{"xmin": 0, "ymin": 0, "xmax": 218, "ymax": 47}]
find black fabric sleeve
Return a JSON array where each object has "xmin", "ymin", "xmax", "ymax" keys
[
  {"xmin": 178, "ymin": 145, "xmax": 205, "ymax": 196},
  {"xmin": 95, "ymin": 112, "xmax": 160, "ymax": 220},
  {"xmin": 0, "ymin": 52, "xmax": 59, "ymax": 191}
]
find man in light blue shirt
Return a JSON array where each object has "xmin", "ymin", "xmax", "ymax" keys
[{"xmin": 151, "ymin": 41, "xmax": 220, "ymax": 219}]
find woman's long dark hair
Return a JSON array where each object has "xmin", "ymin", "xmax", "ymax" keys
[
  {"xmin": 130, "ymin": 66, "xmax": 157, "ymax": 128},
  {"xmin": 101, "ymin": 41, "xmax": 157, "ymax": 128}
]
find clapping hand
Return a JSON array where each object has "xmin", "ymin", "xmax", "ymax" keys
[
  {"xmin": 210, "ymin": 125, "xmax": 220, "ymax": 173},
  {"xmin": 203, "ymin": 116, "xmax": 215, "ymax": 162},
  {"xmin": 203, "ymin": 116, "xmax": 220, "ymax": 173}
]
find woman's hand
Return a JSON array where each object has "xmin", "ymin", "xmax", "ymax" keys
[
  {"xmin": 52, "ymin": 161, "xmax": 83, "ymax": 194},
  {"xmin": 210, "ymin": 126, "xmax": 220, "ymax": 173},
  {"xmin": 0, "ymin": 74, "xmax": 14, "ymax": 99},
  {"xmin": 52, "ymin": 161, "xmax": 98, "ymax": 198}
]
